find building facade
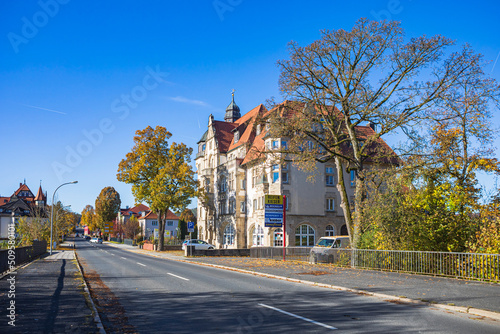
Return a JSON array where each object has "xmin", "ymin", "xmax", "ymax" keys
[
  {"xmin": 0, "ymin": 182, "xmax": 48, "ymax": 238},
  {"xmin": 196, "ymin": 95, "xmax": 396, "ymax": 249}
]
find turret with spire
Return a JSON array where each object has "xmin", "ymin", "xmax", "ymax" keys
[{"xmin": 224, "ymin": 89, "xmax": 241, "ymax": 123}]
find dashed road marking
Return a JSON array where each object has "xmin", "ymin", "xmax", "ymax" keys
[{"xmin": 167, "ymin": 273, "xmax": 189, "ymax": 281}]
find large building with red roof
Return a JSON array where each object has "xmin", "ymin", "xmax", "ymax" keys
[
  {"xmin": 195, "ymin": 94, "xmax": 398, "ymax": 249},
  {"xmin": 0, "ymin": 182, "xmax": 48, "ymax": 238}
]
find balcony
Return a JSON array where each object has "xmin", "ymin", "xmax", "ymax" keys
[
  {"xmin": 199, "ymin": 168, "xmax": 213, "ymax": 176},
  {"xmin": 196, "ymin": 151, "xmax": 205, "ymax": 159}
]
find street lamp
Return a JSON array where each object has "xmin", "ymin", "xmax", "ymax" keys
[{"xmin": 50, "ymin": 181, "xmax": 78, "ymax": 255}]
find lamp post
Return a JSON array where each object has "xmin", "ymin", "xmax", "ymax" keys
[{"xmin": 50, "ymin": 181, "xmax": 78, "ymax": 255}]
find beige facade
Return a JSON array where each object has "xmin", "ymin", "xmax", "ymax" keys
[{"xmin": 195, "ymin": 97, "xmax": 366, "ymax": 249}]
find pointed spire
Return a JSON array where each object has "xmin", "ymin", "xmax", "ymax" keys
[
  {"xmin": 35, "ymin": 185, "xmax": 46, "ymax": 202},
  {"xmin": 225, "ymin": 89, "xmax": 241, "ymax": 123}
]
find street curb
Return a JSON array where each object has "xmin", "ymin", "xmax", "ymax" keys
[
  {"xmin": 74, "ymin": 250, "xmax": 106, "ymax": 334},
  {"xmin": 104, "ymin": 243, "xmax": 500, "ymax": 322}
]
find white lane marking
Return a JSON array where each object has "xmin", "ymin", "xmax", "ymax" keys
[
  {"xmin": 167, "ymin": 273, "xmax": 190, "ymax": 281},
  {"xmin": 137, "ymin": 262, "xmax": 147, "ymax": 267},
  {"xmin": 111, "ymin": 253, "xmax": 115, "ymax": 256},
  {"xmin": 121, "ymin": 257, "xmax": 127, "ymax": 260},
  {"xmin": 258, "ymin": 303, "xmax": 337, "ymax": 330}
]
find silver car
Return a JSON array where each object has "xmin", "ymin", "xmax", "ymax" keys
[{"xmin": 182, "ymin": 239, "xmax": 215, "ymax": 250}]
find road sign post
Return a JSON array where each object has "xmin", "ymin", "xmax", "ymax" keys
[{"xmin": 283, "ymin": 195, "xmax": 286, "ymax": 261}]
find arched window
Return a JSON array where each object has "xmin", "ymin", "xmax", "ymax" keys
[
  {"xmin": 326, "ymin": 225, "xmax": 335, "ymax": 237},
  {"xmin": 295, "ymin": 224, "xmax": 315, "ymax": 246},
  {"xmin": 273, "ymin": 228, "xmax": 283, "ymax": 247},
  {"xmin": 340, "ymin": 224, "xmax": 348, "ymax": 236},
  {"xmin": 223, "ymin": 224, "xmax": 235, "ymax": 246},
  {"xmin": 252, "ymin": 225, "xmax": 264, "ymax": 246}
]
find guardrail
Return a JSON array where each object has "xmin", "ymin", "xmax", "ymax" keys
[
  {"xmin": 0, "ymin": 240, "xmax": 47, "ymax": 274},
  {"xmin": 251, "ymin": 247, "xmax": 500, "ymax": 282}
]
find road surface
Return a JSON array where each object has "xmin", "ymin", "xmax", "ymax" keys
[{"xmin": 75, "ymin": 238, "xmax": 499, "ymax": 333}]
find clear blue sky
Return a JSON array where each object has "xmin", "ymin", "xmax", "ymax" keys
[{"xmin": 1, "ymin": 0, "xmax": 499, "ymax": 213}]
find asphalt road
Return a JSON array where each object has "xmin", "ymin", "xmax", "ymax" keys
[{"xmin": 75, "ymin": 239, "xmax": 500, "ymax": 333}]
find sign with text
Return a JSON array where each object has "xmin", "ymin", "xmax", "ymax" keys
[
  {"xmin": 187, "ymin": 221, "xmax": 195, "ymax": 233},
  {"xmin": 265, "ymin": 195, "xmax": 283, "ymax": 227},
  {"xmin": 103, "ymin": 222, "xmax": 114, "ymax": 233}
]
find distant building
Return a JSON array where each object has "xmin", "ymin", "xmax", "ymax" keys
[
  {"xmin": 138, "ymin": 210, "xmax": 180, "ymax": 239},
  {"xmin": 0, "ymin": 182, "xmax": 48, "ymax": 238},
  {"xmin": 196, "ymin": 95, "xmax": 398, "ymax": 249},
  {"xmin": 116, "ymin": 204, "xmax": 180, "ymax": 239}
]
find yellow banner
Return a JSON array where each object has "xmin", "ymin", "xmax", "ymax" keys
[{"xmin": 265, "ymin": 195, "xmax": 283, "ymax": 205}]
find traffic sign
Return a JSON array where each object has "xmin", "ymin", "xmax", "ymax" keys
[
  {"xmin": 265, "ymin": 195, "xmax": 283, "ymax": 227},
  {"xmin": 187, "ymin": 221, "xmax": 195, "ymax": 233}
]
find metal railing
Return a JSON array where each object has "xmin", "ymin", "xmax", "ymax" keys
[
  {"xmin": 250, "ymin": 246, "xmax": 310, "ymax": 261},
  {"xmin": 0, "ymin": 241, "xmax": 47, "ymax": 274},
  {"xmin": 251, "ymin": 247, "xmax": 500, "ymax": 282}
]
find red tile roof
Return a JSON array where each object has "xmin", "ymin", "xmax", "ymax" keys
[
  {"xmin": 212, "ymin": 121, "xmax": 237, "ymax": 153},
  {"xmin": 142, "ymin": 209, "xmax": 180, "ymax": 220},
  {"xmin": 14, "ymin": 183, "xmax": 31, "ymax": 196},
  {"xmin": 34, "ymin": 185, "xmax": 46, "ymax": 201},
  {"xmin": 228, "ymin": 104, "xmax": 267, "ymax": 152}
]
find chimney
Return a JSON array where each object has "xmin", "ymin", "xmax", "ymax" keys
[{"xmin": 369, "ymin": 122, "xmax": 376, "ymax": 132}]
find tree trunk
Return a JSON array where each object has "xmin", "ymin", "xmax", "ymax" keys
[
  {"xmin": 157, "ymin": 209, "xmax": 165, "ymax": 252},
  {"xmin": 334, "ymin": 157, "xmax": 354, "ymax": 245}
]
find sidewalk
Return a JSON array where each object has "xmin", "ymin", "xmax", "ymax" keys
[
  {"xmin": 105, "ymin": 242, "xmax": 500, "ymax": 320},
  {"xmin": 0, "ymin": 249, "xmax": 99, "ymax": 334}
]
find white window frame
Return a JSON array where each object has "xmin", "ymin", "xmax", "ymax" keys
[
  {"xmin": 252, "ymin": 225, "xmax": 264, "ymax": 246},
  {"xmin": 326, "ymin": 198, "xmax": 335, "ymax": 212},
  {"xmin": 295, "ymin": 224, "xmax": 315, "ymax": 247},
  {"xmin": 223, "ymin": 224, "xmax": 235, "ymax": 246},
  {"xmin": 326, "ymin": 225, "xmax": 335, "ymax": 237}
]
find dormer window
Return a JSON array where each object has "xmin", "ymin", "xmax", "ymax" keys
[{"xmin": 234, "ymin": 131, "xmax": 240, "ymax": 143}]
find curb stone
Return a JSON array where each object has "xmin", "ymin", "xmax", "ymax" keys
[{"xmin": 74, "ymin": 250, "xmax": 106, "ymax": 334}]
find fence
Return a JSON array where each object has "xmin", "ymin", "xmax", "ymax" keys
[
  {"xmin": 251, "ymin": 247, "xmax": 500, "ymax": 282},
  {"xmin": 0, "ymin": 240, "xmax": 47, "ymax": 274}
]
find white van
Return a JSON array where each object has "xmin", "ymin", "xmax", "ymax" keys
[{"xmin": 309, "ymin": 236, "xmax": 350, "ymax": 264}]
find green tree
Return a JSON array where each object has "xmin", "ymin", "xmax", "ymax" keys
[
  {"xmin": 270, "ymin": 18, "xmax": 478, "ymax": 246},
  {"xmin": 95, "ymin": 187, "xmax": 121, "ymax": 236},
  {"xmin": 117, "ymin": 126, "xmax": 198, "ymax": 251}
]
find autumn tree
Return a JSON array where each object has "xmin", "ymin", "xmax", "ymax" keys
[
  {"xmin": 270, "ymin": 18, "xmax": 480, "ymax": 246},
  {"xmin": 123, "ymin": 215, "xmax": 141, "ymax": 240},
  {"xmin": 178, "ymin": 208, "xmax": 196, "ymax": 240},
  {"xmin": 95, "ymin": 187, "xmax": 121, "ymax": 236},
  {"xmin": 16, "ymin": 206, "xmax": 50, "ymax": 246},
  {"xmin": 359, "ymin": 48, "xmax": 500, "ymax": 251},
  {"xmin": 81, "ymin": 205, "xmax": 97, "ymax": 232},
  {"xmin": 117, "ymin": 126, "xmax": 198, "ymax": 251}
]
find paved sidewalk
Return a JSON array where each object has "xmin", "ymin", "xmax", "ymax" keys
[
  {"xmin": 105, "ymin": 242, "xmax": 500, "ymax": 319},
  {"xmin": 0, "ymin": 249, "xmax": 99, "ymax": 334}
]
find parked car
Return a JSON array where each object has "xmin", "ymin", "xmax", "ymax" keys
[
  {"xmin": 182, "ymin": 239, "xmax": 215, "ymax": 250},
  {"xmin": 310, "ymin": 236, "xmax": 350, "ymax": 264},
  {"xmin": 85, "ymin": 235, "xmax": 91, "ymax": 240},
  {"xmin": 90, "ymin": 237, "xmax": 103, "ymax": 244}
]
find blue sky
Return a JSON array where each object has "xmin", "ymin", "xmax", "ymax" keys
[{"xmin": 1, "ymin": 0, "xmax": 499, "ymax": 213}]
